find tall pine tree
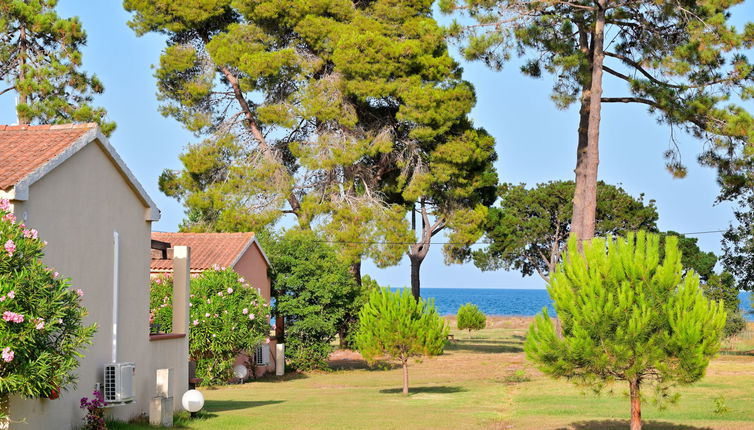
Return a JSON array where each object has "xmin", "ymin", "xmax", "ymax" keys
[
  {"xmin": 124, "ymin": 0, "xmax": 497, "ymax": 288},
  {"xmin": 0, "ymin": 0, "xmax": 114, "ymax": 133},
  {"xmin": 441, "ymin": 0, "xmax": 754, "ymax": 239}
]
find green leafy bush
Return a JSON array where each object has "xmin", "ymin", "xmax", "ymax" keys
[
  {"xmin": 456, "ymin": 303, "xmax": 486, "ymax": 337},
  {"xmin": 525, "ymin": 232, "xmax": 726, "ymax": 430},
  {"xmin": 264, "ymin": 230, "xmax": 359, "ymax": 371},
  {"xmin": 150, "ymin": 268, "xmax": 269, "ymax": 385},
  {"xmin": 0, "ymin": 199, "xmax": 96, "ymax": 419},
  {"xmin": 356, "ymin": 288, "xmax": 448, "ymax": 395}
]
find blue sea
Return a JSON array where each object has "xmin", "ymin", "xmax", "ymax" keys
[{"xmin": 407, "ymin": 288, "xmax": 754, "ymax": 321}]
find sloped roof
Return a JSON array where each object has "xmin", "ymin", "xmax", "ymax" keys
[
  {"xmin": 0, "ymin": 123, "xmax": 160, "ymax": 221},
  {"xmin": 151, "ymin": 232, "xmax": 270, "ymax": 272}
]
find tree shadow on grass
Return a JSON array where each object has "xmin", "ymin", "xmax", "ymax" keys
[
  {"xmin": 204, "ymin": 400, "xmax": 285, "ymax": 413},
  {"xmin": 556, "ymin": 420, "xmax": 713, "ymax": 430},
  {"xmin": 445, "ymin": 340, "xmax": 523, "ymax": 354},
  {"xmin": 329, "ymin": 359, "xmax": 401, "ymax": 371},
  {"xmin": 719, "ymin": 349, "xmax": 754, "ymax": 356},
  {"xmin": 251, "ymin": 371, "xmax": 309, "ymax": 383},
  {"xmin": 379, "ymin": 385, "xmax": 468, "ymax": 395}
]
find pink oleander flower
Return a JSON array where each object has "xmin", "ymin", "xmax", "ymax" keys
[
  {"xmin": 217, "ymin": 291, "xmax": 223, "ymax": 297},
  {"xmin": 238, "ymin": 277, "xmax": 245, "ymax": 283},
  {"xmin": 35, "ymin": 319, "xmax": 44, "ymax": 330},
  {"xmin": 211, "ymin": 264, "xmax": 221, "ymax": 270},
  {"xmin": 58, "ymin": 318, "xmax": 63, "ymax": 324},
  {"xmin": 265, "ymin": 338, "xmax": 270, "ymax": 344},
  {"xmin": 188, "ymin": 303, "xmax": 192, "ymax": 307},
  {"xmin": 249, "ymin": 314, "xmax": 255, "ymax": 320},
  {"xmin": 2, "ymin": 213, "xmax": 15, "ymax": 224},
  {"xmin": 213, "ymin": 314, "xmax": 218, "ymax": 318},
  {"xmin": 4, "ymin": 240, "xmax": 15, "ymax": 257},
  {"xmin": 205, "ymin": 313, "xmax": 210, "ymax": 318},
  {"xmin": 22, "ymin": 228, "xmax": 38, "ymax": 239},
  {"xmin": 0, "ymin": 199, "xmax": 10, "ymax": 211},
  {"xmin": 227, "ymin": 287, "xmax": 233, "ymax": 294},
  {"xmin": 7, "ymin": 291, "xmax": 14, "ymax": 299},
  {"xmin": 207, "ymin": 299, "xmax": 211, "ymax": 304},
  {"xmin": 193, "ymin": 319, "xmax": 199, "ymax": 326},
  {"xmin": 212, "ymin": 334, "xmax": 216, "ymax": 338},
  {"xmin": 263, "ymin": 303, "xmax": 268, "ymax": 307},
  {"xmin": 53, "ymin": 272, "xmax": 59, "ymax": 278},
  {"xmin": 242, "ymin": 308, "xmax": 249, "ymax": 315},
  {"xmin": 2, "ymin": 347, "xmax": 14, "ymax": 363},
  {"xmin": 0, "ymin": 296, "xmax": 5, "ymax": 302},
  {"xmin": 3, "ymin": 311, "xmax": 24, "ymax": 323},
  {"xmin": 155, "ymin": 278, "xmax": 162, "ymax": 285},
  {"xmin": 75, "ymin": 289, "xmax": 84, "ymax": 297}
]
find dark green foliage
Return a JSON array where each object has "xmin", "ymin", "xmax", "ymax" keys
[
  {"xmin": 441, "ymin": 0, "xmax": 754, "ymax": 199},
  {"xmin": 0, "ymin": 200, "xmax": 96, "ymax": 403},
  {"xmin": 659, "ymin": 231, "xmax": 717, "ymax": 282},
  {"xmin": 722, "ymin": 191, "xmax": 754, "ymax": 291},
  {"xmin": 456, "ymin": 303, "xmax": 486, "ymax": 336},
  {"xmin": 356, "ymin": 288, "xmax": 448, "ymax": 394},
  {"xmin": 472, "ymin": 181, "xmax": 658, "ymax": 279},
  {"xmin": 341, "ymin": 275, "xmax": 381, "ymax": 349},
  {"xmin": 525, "ymin": 232, "xmax": 726, "ymax": 426},
  {"xmin": 264, "ymin": 229, "xmax": 359, "ymax": 371},
  {"xmin": 0, "ymin": 0, "xmax": 114, "ymax": 133}
]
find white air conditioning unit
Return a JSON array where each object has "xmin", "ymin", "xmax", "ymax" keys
[
  {"xmin": 255, "ymin": 344, "xmax": 270, "ymax": 366},
  {"xmin": 104, "ymin": 362, "xmax": 135, "ymax": 403}
]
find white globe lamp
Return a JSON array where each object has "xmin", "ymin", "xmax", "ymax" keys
[
  {"xmin": 182, "ymin": 389, "xmax": 204, "ymax": 416},
  {"xmin": 233, "ymin": 364, "xmax": 249, "ymax": 381}
]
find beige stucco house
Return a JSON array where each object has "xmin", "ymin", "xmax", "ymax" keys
[
  {"xmin": 0, "ymin": 123, "xmax": 190, "ymax": 429},
  {"xmin": 150, "ymin": 232, "xmax": 276, "ymax": 376}
]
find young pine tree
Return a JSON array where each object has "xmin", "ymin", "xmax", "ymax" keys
[
  {"xmin": 456, "ymin": 303, "xmax": 486, "ymax": 338},
  {"xmin": 525, "ymin": 232, "xmax": 726, "ymax": 430},
  {"xmin": 356, "ymin": 288, "xmax": 448, "ymax": 395}
]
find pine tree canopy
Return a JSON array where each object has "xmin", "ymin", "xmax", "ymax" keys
[
  {"xmin": 0, "ymin": 0, "xmax": 114, "ymax": 133},
  {"xmin": 441, "ymin": 0, "xmax": 754, "ymax": 200},
  {"xmin": 124, "ymin": 0, "xmax": 497, "ymax": 272}
]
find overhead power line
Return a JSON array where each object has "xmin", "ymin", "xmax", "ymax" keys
[{"xmin": 311, "ymin": 229, "xmax": 727, "ymax": 246}]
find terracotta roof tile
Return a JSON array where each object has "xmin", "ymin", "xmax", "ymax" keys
[
  {"xmin": 0, "ymin": 123, "xmax": 96, "ymax": 190},
  {"xmin": 150, "ymin": 232, "xmax": 256, "ymax": 272}
]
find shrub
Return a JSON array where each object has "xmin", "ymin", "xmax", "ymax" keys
[
  {"xmin": 79, "ymin": 390, "xmax": 107, "ymax": 430},
  {"xmin": 457, "ymin": 303, "xmax": 486, "ymax": 337},
  {"xmin": 356, "ymin": 288, "xmax": 448, "ymax": 395},
  {"xmin": 525, "ymin": 232, "xmax": 726, "ymax": 430},
  {"xmin": 149, "ymin": 268, "xmax": 269, "ymax": 385},
  {"xmin": 264, "ymin": 230, "xmax": 359, "ymax": 371},
  {"xmin": 0, "ymin": 199, "xmax": 96, "ymax": 422}
]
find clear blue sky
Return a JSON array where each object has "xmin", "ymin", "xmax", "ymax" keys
[{"xmin": 3, "ymin": 2, "xmax": 753, "ymax": 290}]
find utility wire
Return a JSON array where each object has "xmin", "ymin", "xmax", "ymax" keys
[{"xmin": 311, "ymin": 229, "xmax": 727, "ymax": 246}]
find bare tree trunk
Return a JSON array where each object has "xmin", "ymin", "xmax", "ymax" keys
[
  {"xmin": 350, "ymin": 261, "xmax": 362, "ymax": 287},
  {"xmin": 402, "ymin": 360, "xmax": 409, "ymax": 395},
  {"xmin": 409, "ymin": 254, "xmax": 422, "ymax": 299},
  {"xmin": 629, "ymin": 378, "xmax": 642, "ymax": 430},
  {"xmin": 572, "ymin": 4, "xmax": 606, "ymax": 242},
  {"xmin": 408, "ymin": 203, "xmax": 444, "ymax": 300}
]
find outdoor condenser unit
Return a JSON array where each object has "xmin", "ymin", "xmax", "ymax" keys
[{"xmin": 104, "ymin": 362, "xmax": 135, "ymax": 403}]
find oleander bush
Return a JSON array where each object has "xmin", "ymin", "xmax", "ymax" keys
[
  {"xmin": 0, "ymin": 199, "xmax": 96, "ymax": 423},
  {"xmin": 150, "ymin": 268, "xmax": 269, "ymax": 385}
]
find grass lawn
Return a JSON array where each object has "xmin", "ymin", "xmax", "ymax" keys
[{"xmin": 110, "ymin": 318, "xmax": 754, "ymax": 430}]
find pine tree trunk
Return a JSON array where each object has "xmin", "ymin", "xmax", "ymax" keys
[
  {"xmin": 571, "ymin": 2, "xmax": 606, "ymax": 241},
  {"xmin": 17, "ymin": 25, "xmax": 28, "ymax": 124},
  {"xmin": 402, "ymin": 360, "xmax": 409, "ymax": 396},
  {"xmin": 629, "ymin": 379, "xmax": 642, "ymax": 430},
  {"xmin": 410, "ymin": 254, "xmax": 422, "ymax": 300},
  {"xmin": 350, "ymin": 261, "xmax": 362, "ymax": 286}
]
